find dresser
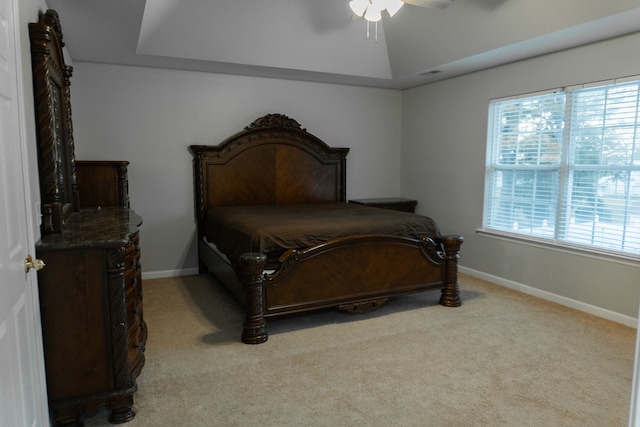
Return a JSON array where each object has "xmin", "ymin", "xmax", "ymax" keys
[
  {"xmin": 76, "ymin": 160, "xmax": 130, "ymax": 208},
  {"xmin": 36, "ymin": 207, "xmax": 146, "ymax": 425},
  {"xmin": 29, "ymin": 11, "xmax": 146, "ymax": 426}
]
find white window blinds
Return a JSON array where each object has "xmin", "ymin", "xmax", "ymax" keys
[{"xmin": 483, "ymin": 79, "xmax": 640, "ymax": 257}]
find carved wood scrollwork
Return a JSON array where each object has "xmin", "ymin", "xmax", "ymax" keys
[
  {"xmin": 116, "ymin": 163, "xmax": 130, "ymax": 207},
  {"xmin": 439, "ymin": 235, "xmax": 464, "ymax": 307},
  {"xmin": 245, "ymin": 113, "xmax": 304, "ymax": 131},
  {"xmin": 191, "ymin": 152, "xmax": 205, "ymax": 222},
  {"xmin": 339, "ymin": 298, "xmax": 390, "ymax": 314},
  {"xmin": 420, "ymin": 236, "xmax": 446, "ymax": 264},
  {"xmin": 29, "ymin": 9, "xmax": 80, "ymax": 235},
  {"xmin": 107, "ymin": 245, "xmax": 134, "ymax": 391},
  {"xmin": 240, "ymin": 252, "xmax": 268, "ymax": 344}
]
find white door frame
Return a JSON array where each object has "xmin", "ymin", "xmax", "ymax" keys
[{"xmin": 0, "ymin": 0, "xmax": 49, "ymax": 424}]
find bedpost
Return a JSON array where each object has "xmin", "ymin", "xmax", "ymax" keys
[
  {"xmin": 188, "ymin": 146, "xmax": 208, "ymax": 274},
  {"xmin": 240, "ymin": 253, "xmax": 268, "ymax": 344},
  {"xmin": 439, "ymin": 235, "xmax": 464, "ymax": 307}
]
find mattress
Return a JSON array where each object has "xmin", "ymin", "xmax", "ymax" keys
[{"xmin": 204, "ymin": 202, "xmax": 441, "ymax": 265}]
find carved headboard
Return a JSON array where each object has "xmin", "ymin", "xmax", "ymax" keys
[
  {"xmin": 189, "ymin": 114, "xmax": 349, "ymax": 223},
  {"xmin": 29, "ymin": 10, "xmax": 79, "ymax": 235}
]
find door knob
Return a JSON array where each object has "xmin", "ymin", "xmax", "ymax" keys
[{"xmin": 24, "ymin": 255, "xmax": 45, "ymax": 272}]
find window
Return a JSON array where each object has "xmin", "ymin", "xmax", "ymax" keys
[{"xmin": 483, "ymin": 78, "xmax": 640, "ymax": 257}]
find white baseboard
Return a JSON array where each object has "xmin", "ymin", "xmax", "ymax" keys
[
  {"xmin": 459, "ymin": 266, "xmax": 638, "ymax": 329},
  {"xmin": 142, "ymin": 265, "xmax": 637, "ymax": 328},
  {"xmin": 142, "ymin": 267, "xmax": 200, "ymax": 280}
]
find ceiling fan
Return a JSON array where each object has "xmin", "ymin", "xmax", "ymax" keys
[
  {"xmin": 349, "ymin": 0, "xmax": 453, "ymax": 40},
  {"xmin": 349, "ymin": 0, "xmax": 453, "ymax": 21}
]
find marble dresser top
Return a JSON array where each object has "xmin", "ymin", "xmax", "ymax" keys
[{"xmin": 37, "ymin": 207, "xmax": 143, "ymax": 249}]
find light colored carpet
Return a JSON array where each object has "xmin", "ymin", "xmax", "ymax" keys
[{"xmin": 84, "ymin": 273, "xmax": 635, "ymax": 426}]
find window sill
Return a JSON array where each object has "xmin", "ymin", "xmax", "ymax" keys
[{"xmin": 475, "ymin": 228, "xmax": 640, "ymax": 267}]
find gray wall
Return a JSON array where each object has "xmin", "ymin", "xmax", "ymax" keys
[
  {"xmin": 70, "ymin": 64, "xmax": 402, "ymax": 277},
  {"xmin": 402, "ymin": 31, "xmax": 640, "ymax": 322}
]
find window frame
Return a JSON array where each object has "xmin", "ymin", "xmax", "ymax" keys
[{"xmin": 479, "ymin": 76, "xmax": 640, "ymax": 262}]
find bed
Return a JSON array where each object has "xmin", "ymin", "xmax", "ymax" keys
[{"xmin": 189, "ymin": 114, "xmax": 463, "ymax": 344}]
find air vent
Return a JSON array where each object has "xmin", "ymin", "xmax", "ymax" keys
[{"xmin": 420, "ymin": 70, "xmax": 442, "ymax": 76}]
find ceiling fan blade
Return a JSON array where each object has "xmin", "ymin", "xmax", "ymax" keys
[{"xmin": 402, "ymin": 0, "xmax": 454, "ymax": 9}]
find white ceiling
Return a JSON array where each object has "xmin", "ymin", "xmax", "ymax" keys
[{"xmin": 46, "ymin": 0, "xmax": 640, "ymax": 89}]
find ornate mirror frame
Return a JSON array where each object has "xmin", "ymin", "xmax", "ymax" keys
[{"xmin": 29, "ymin": 9, "xmax": 79, "ymax": 235}]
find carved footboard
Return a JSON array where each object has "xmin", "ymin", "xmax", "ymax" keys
[{"xmin": 239, "ymin": 234, "xmax": 463, "ymax": 344}]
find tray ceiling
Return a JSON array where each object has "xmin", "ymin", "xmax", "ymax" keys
[{"xmin": 47, "ymin": 0, "xmax": 640, "ymax": 89}]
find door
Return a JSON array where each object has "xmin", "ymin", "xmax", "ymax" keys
[{"xmin": 0, "ymin": 0, "xmax": 50, "ymax": 424}]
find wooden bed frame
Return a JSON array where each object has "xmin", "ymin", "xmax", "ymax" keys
[{"xmin": 189, "ymin": 114, "xmax": 463, "ymax": 344}]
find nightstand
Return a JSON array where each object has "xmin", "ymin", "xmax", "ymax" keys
[{"xmin": 349, "ymin": 198, "xmax": 417, "ymax": 213}]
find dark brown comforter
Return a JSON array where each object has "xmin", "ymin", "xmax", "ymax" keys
[{"xmin": 205, "ymin": 202, "xmax": 441, "ymax": 265}]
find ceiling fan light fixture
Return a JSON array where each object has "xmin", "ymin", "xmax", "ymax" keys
[
  {"xmin": 364, "ymin": 4, "xmax": 383, "ymax": 22},
  {"xmin": 349, "ymin": 0, "xmax": 369, "ymax": 17},
  {"xmin": 350, "ymin": 0, "xmax": 404, "ymax": 41}
]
